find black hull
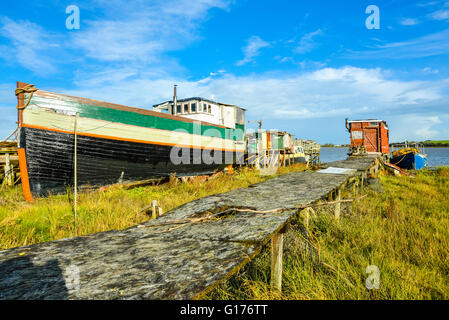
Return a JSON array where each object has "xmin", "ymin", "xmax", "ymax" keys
[
  {"xmin": 20, "ymin": 127, "xmax": 241, "ymax": 196},
  {"xmin": 390, "ymin": 152, "xmax": 414, "ymax": 170}
]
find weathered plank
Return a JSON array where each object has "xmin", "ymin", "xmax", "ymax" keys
[
  {"xmin": 0, "ymin": 155, "xmax": 19, "ymax": 163},
  {"xmin": 270, "ymin": 233, "xmax": 284, "ymax": 292},
  {"xmin": 0, "ymin": 156, "xmax": 378, "ymax": 300}
]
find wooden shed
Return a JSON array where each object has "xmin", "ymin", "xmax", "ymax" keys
[{"xmin": 345, "ymin": 119, "xmax": 389, "ymax": 154}]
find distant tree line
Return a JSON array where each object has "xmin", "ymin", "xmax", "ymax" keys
[
  {"xmin": 320, "ymin": 143, "xmax": 350, "ymax": 147},
  {"xmin": 391, "ymin": 140, "xmax": 449, "ymax": 147}
]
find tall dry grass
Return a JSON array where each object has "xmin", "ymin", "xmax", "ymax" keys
[{"xmin": 0, "ymin": 164, "xmax": 307, "ymax": 250}]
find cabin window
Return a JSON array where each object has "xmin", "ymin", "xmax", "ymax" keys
[
  {"xmin": 191, "ymin": 103, "xmax": 196, "ymax": 112},
  {"xmin": 177, "ymin": 105, "xmax": 181, "ymax": 114},
  {"xmin": 184, "ymin": 104, "xmax": 189, "ymax": 113},
  {"xmin": 352, "ymin": 131, "xmax": 363, "ymax": 140},
  {"xmin": 370, "ymin": 122, "xmax": 378, "ymax": 126},
  {"xmin": 203, "ymin": 103, "xmax": 207, "ymax": 112},
  {"xmin": 198, "ymin": 103, "xmax": 203, "ymax": 112},
  {"xmin": 208, "ymin": 105, "xmax": 211, "ymax": 113}
]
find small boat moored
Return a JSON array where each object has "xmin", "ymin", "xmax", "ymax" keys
[{"xmin": 390, "ymin": 143, "xmax": 427, "ymax": 170}]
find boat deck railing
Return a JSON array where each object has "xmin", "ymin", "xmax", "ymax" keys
[{"xmin": 390, "ymin": 142, "xmax": 426, "ymax": 156}]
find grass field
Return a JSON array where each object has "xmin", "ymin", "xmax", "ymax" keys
[
  {"xmin": 0, "ymin": 164, "xmax": 307, "ymax": 250},
  {"xmin": 207, "ymin": 167, "xmax": 449, "ymax": 300}
]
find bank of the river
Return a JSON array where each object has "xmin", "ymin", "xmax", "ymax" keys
[{"xmin": 208, "ymin": 167, "xmax": 449, "ymax": 300}]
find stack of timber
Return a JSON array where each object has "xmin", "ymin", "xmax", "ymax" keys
[
  {"xmin": 0, "ymin": 141, "xmax": 19, "ymax": 187},
  {"xmin": 0, "ymin": 155, "xmax": 379, "ymax": 300}
]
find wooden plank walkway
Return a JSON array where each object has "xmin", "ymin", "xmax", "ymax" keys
[{"xmin": 0, "ymin": 156, "xmax": 379, "ymax": 300}]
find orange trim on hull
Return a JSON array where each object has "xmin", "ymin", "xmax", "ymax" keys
[
  {"xmin": 21, "ymin": 123, "xmax": 245, "ymax": 153},
  {"xmin": 17, "ymin": 148, "xmax": 34, "ymax": 202}
]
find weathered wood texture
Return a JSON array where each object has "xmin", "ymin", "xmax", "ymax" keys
[
  {"xmin": 0, "ymin": 156, "xmax": 377, "ymax": 300},
  {"xmin": 270, "ymin": 233, "xmax": 284, "ymax": 292}
]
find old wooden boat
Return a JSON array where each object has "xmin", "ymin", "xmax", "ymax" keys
[
  {"xmin": 15, "ymin": 82, "xmax": 245, "ymax": 201},
  {"xmin": 390, "ymin": 143, "xmax": 427, "ymax": 170}
]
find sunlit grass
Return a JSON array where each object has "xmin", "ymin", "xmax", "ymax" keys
[
  {"xmin": 0, "ymin": 164, "xmax": 307, "ymax": 250},
  {"xmin": 207, "ymin": 167, "xmax": 449, "ymax": 300}
]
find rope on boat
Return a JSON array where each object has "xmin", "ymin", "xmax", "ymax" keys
[
  {"xmin": 392, "ymin": 154, "xmax": 407, "ymax": 166},
  {"xmin": 15, "ymin": 84, "xmax": 38, "ymax": 110}
]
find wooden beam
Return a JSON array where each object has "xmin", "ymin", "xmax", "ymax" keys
[
  {"xmin": 152, "ymin": 200, "xmax": 158, "ymax": 219},
  {"xmin": 0, "ymin": 148, "xmax": 18, "ymax": 153},
  {"xmin": 271, "ymin": 232, "xmax": 284, "ymax": 292},
  {"xmin": 335, "ymin": 185, "xmax": 342, "ymax": 219},
  {"xmin": 0, "ymin": 155, "xmax": 19, "ymax": 163},
  {"xmin": 361, "ymin": 172, "xmax": 366, "ymax": 194},
  {"xmin": 4, "ymin": 153, "xmax": 13, "ymax": 186}
]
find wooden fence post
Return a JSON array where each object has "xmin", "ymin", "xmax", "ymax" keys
[
  {"xmin": 271, "ymin": 232, "xmax": 284, "ymax": 292},
  {"xmin": 151, "ymin": 200, "xmax": 158, "ymax": 219},
  {"xmin": 305, "ymin": 208, "xmax": 310, "ymax": 228},
  {"xmin": 5, "ymin": 153, "xmax": 13, "ymax": 186},
  {"xmin": 335, "ymin": 185, "xmax": 342, "ymax": 219}
]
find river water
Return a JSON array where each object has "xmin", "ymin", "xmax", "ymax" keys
[{"xmin": 320, "ymin": 147, "xmax": 449, "ymax": 167}]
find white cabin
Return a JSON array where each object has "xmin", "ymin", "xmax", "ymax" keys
[{"xmin": 153, "ymin": 97, "xmax": 245, "ymax": 130}]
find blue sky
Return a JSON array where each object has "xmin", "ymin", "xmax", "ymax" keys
[{"xmin": 1, "ymin": 0, "xmax": 449, "ymax": 144}]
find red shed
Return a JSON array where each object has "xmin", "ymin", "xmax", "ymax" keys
[{"xmin": 345, "ymin": 119, "xmax": 389, "ymax": 154}]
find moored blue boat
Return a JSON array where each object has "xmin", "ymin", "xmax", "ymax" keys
[{"xmin": 390, "ymin": 144, "xmax": 427, "ymax": 170}]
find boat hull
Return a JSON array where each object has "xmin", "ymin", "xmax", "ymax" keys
[
  {"xmin": 16, "ymin": 84, "xmax": 245, "ymax": 198},
  {"xmin": 20, "ymin": 126, "xmax": 240, "ymax": 196},
  {"xmin": 390, "ymin": 152, "xmax": 427, "ymax": 170}
]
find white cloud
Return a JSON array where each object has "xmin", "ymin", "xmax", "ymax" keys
[
  {"xmin": 0, "ymin": 17, "xmax": 60, "ymax": 74},
  {"xmin": 399, "ymin": 18, "xmax": 421, "ymax": 26},
  {"xmin": 1, "ymin": 65, "xmax": 448, "ymax": 141},
  {"xmin": 347, "ymin": 29, "xmax": 449, "ymax": 59},
  {"xmin": 60, "ymin": 66, "xmax": 447, "ymax": 120},
  {"xmin": 417, "ymin": 1, "xmax": 441, "ymax": 6},
  {"xmin": 71, "ymin": 0, "xmax": 230, "ymax": 63},
  {"xmin": 0, "ymin": 0, "xmax": 231, "ymax": 76},
  {"xmin": 235, "ymin": 36, "xmax": 270, "ymax": 66},
  {"xmin": 294, "ymin": 29, "xmax": 323, "ymax": 54},
  {"xmin": 423, "ymin": 67, "xmax": 440, "ymax": 74},
  {"xmin": 392, "ymin": 114, "xmax": 446, "ymax": 141},
  {"xmin": 429, "ymin": 9, "xmax": 449, "ymax": 20}
]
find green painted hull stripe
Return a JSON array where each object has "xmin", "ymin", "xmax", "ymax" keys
[{"xmin": 27, "ymin": 94, "xmax": 245, "ymax": 141}]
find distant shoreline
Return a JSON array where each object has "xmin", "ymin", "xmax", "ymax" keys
[{"xmin": 320, "ymin": 145, "xmax": 349, "ymax": 148}]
